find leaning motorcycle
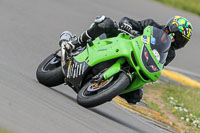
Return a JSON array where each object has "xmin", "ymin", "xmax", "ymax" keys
[{"xmin": 36, "ymin": 26, "xmax": 171, "ymax": 108}]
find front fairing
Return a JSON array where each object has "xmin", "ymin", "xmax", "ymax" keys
[{"xmin": 129, "ymin": 26, "xmax": 171, "ymax": 82}]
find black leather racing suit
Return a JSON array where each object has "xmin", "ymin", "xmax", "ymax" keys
[{"xmin": 72, "ymin": 16, "xmax": 176, "ymax": 104}]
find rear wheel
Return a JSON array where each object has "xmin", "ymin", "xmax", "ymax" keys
[
  {"xmin": 36, "ymin": 51, "xmax": 65, "ymax": 87},
  {"xmin": 77, "ymin": 72, "xmax": 130, "ymax": 108}
]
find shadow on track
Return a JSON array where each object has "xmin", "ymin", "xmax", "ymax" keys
[
  {"xmin": 90, "ymin": 108, "xmax": 145, "ymax": 133},
  {"xmin": 49, "ymin": 87, "xmax": 145, "ymax": 133},
  {"xmin": 50, "ymin": 87, "xmax": 76, "ymax": 103}
]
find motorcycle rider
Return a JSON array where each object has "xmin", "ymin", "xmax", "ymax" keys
[{"xmin": 59, "ymin": 15, "xmax": 193, "ymax": 104}]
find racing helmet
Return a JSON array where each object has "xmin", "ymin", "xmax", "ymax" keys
[{"xmin": 166, "ymin": 16, "xmax": 193, "ymax": 49}]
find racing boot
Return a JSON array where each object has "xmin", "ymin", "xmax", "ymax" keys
[{"xmin": 119, "ymin": 87, "xmax": 143, "ymax": 104}]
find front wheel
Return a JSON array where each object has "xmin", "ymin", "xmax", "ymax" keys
[
  {"xmin": 77, "ymin": 72, "xmax": 130, "ymax": 108},
  {"xmin": 36, "ymin": 52, "xmax": 65, "ymax": 87}
]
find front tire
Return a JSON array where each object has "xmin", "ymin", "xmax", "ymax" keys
[
  {"xmin": 36, "ymin": 53, "xmax": 65, "ymax": 87},
  {"xmin": 77, "ymin": 72, "xmax": 130, "ymax": 108}
]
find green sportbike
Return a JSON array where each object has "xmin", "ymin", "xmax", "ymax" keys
[{"xmin": 36, "ymin": 26, "xmax": 171, "ymax": 108}]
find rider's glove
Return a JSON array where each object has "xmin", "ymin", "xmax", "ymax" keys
[
  {"xmin": 59, "ymin": 31, "xmax": 75, "ymax": 51},
  {"xmin": 120, "ymin": 22, "xmax": 132, "ymax": 32},
  {"xmin": 61, "ymin": 41, "xmax": 75, "ymax": 51},
  {"xmin": 59, "ymin": 31, "xmax": 73, "ymax": 46}
]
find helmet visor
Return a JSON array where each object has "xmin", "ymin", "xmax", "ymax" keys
[{"xmin": 174, "ymin": 32, "xmax": 189, "ymax": 49}]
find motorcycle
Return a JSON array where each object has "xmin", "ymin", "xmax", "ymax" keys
[{"xmin": 36, "ymin": 26, "xmax": 171, "ymax": 108}]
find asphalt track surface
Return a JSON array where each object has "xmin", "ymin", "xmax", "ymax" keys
[{"xmin": 0, "ymin": 0, "xmax": 199, "ymax": 132}]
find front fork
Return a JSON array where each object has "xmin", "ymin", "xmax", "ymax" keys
[{"xmin": 61, "ymin": 42, "xmax": 67, "ymax": 76}]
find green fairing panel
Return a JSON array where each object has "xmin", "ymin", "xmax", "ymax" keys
[
  {"xmin": 75, "ymin": 34, "xmax": 134, "ymax": 67},
  {"xmin": 87, "ymin": 36, "xmax": 133, "ymax": 66}
]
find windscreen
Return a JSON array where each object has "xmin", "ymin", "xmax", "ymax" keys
[{"xmin": 150, "ymin": 27, "xmax": 171, "ymax": 64}]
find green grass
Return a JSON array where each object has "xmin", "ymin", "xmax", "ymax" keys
[
  {"xmin": 144, "ymin": 83, "xmax": 200, "ymax": 132},
  {"xmin": 162, "ymin": 84, "xmax": 200, "ymax": 119},
  {"xmin": 155, "ymin": 0, "xmax": 200, "ymax": 16},
  {"xmin": 145, "ymin": 83, "xmax": 200, "ymax": 118}
]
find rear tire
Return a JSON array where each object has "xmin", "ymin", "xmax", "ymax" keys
[
  {"xmin": 77, "ymin": 72, "xmax": 130, "ymax": 108},
  {"xmin": 36, "ymin": 53, "xmax": 65, "ymax": 87}
]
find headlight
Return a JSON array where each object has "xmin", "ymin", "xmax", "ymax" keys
[{"xmin": 142, "ymin": 46, "xmax": 160, "ymax": 73}]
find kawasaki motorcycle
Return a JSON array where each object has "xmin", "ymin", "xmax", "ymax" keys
[{"xmin": 36, "ymin": 26, "xmax": 171, "ymax": 108}]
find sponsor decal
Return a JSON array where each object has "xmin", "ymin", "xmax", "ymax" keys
[
  {"xmin": 143, "ymin": 35, "xmax": 148, "ymax": 44},
  {"xmin": 169, "ymin": 33, "xmax": 175, "ymax": 42},
  {"xmin": 98, "ymin": 49, "xmax": 107, "ymax": 52},
  {"xmin": 153, "ymin": 49, "xmax": 160, "ymax": 62},
  {"xmin": 150, "ymin": 37, "xmax": 156, "ymax": 45},
  {"xmin": 142, "ymin": 35, "xmax": 150, "ymax": 45},
  {"xmin": 136, "ymin": 41, "xmax": 141, "ymax": 50},
  {"xmin": 67, "ymin": 61, "xmax": 86, "ymax": 79}
]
